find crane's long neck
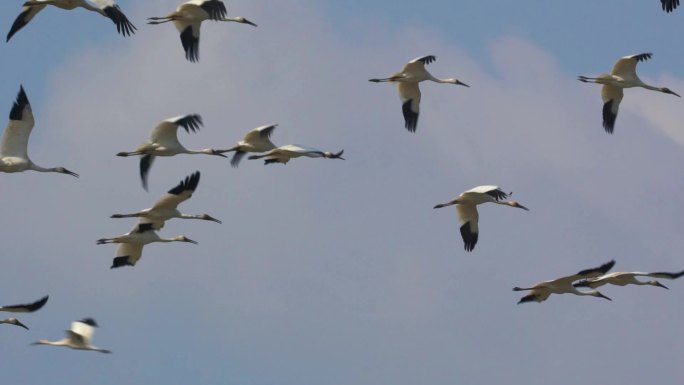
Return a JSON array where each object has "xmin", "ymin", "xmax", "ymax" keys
[
  {"xmin": 215, "ymin": 146, "xmax": 239, "ymax": 154},
  {"xmin": 33, "ymin": 339, "xmax": 71, "ymax": 347},
  {"xmin": 179, "ymin": 214, "xmax": 204, "ymax": 220}
]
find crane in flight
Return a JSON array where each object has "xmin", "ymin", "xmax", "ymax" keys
[
  {"xmin": 578, "ymin": 53, "xmax": 680, "ymax": 134},
  {"xmin": 1, "ymin": 295, "xmax": 49, "ymax": 330},
  {"xmin": 514, "ymin": 260, "xmax": 616, "ymax": 304},
  {"xmin": 248, "ymin": 144, "xmax": 344, "ymax": 165},
  {"xmin": 148, "ymin": 0, "xmax": 256, "ymax": 62},
  {"xmin": 0, "ymin": 86, "xmax": 78, "ymax": 178},
  {"xmin": 7, "ymin": 0, "xmax": 136, "ymax": 42},
  {"xmin": 110, "ymin": 171, "xmax": 221, "ymax": 229},
  {"xmin": 433, "ymin": 185, "xmax": 528, "ymax": 252},
  {"xmin": 116, "ymin": 114, "xmax": 226, "ymax": 190},
  {"xmin": 574, "ymin": 269, "xmax": 684, "ymax": 290},
  {"xmin": 369, "ymin": 55, "xmax": 469, "ymax": 132},
  {"xmin": 217, "ymin": 124, "xmax": 278, "ymax": 167},
  {"xmin": 32, "ymin": 318, "xmax": 111, "ymax": 353}
]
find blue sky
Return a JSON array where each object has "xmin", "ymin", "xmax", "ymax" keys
[{"xmin": 1, "ymin": 1, "xmax": 684, "ymax": 384}]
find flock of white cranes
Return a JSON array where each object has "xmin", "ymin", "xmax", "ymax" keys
[{"xmin": 1, "ymin": 0, "xmax": 683, "ymax": 354}]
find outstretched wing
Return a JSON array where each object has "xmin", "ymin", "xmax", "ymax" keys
[
  {"xmin": 601, "ymin": 85, "xmax": 623, "ymax": 134},
  {"xmin": 610, "ymin": 53, "xmax": 652, "ymax": 77},
  {"xmin": 398, "ymin": 82, "xmax": 420, "ymax": 132},
  {"xmin": 91, "ymin": 0, "xmax": 137, "ymax": 36},
  {"xmin": 151, "ymin": 171, "xmax": 201, "ymax": 210},
  {"xmin": 1, "ymin": 86, "xmax": 34, "ymax": 159},
  {"xmin": 662, "ymin": 0, "xmax": 679, "ymax": 13},
  {"xmin": 456, "ymin": 204, "xmax": 479, "ymax": 252},
  {"xmin": 150, "ymin": 114, "xmax": 202, "ymax": 144},
  {"xmin": 0, "ymin": 295, "xmax": 48, "ymax": 313},
  {"xmin": 556, "ymin": 260, "xmax": 616, "ymax": 286},
  {"xmin": 6, "ymin": 3, "xmax": 47, "ymax": 42},
  {"xmin": 111, "ymin": 243, "xmax": 144, "ymax": 269}
]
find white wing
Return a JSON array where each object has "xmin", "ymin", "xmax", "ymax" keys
[
  {"xmin": 398, "ymin": 82, "xmax": 421, "ymax": 132},
  {"xmin": 610, "ymin": 53, "xmax": 652, "ymax": 77},
  {"xmin": 1, "ymin": 86, "xmax": 34, "ymax": 159},
  {"xmin": 456, "ymin": 204, "xmax": 479, "ymax": 252},
  {"xmin": 112, "ymin": 243, "xmax": 144, "ymax": 268},
  {"xmin": 70, "ymin": 319, "xmax": 96, "ymax": 345},
  {"xmin": 601, "ymin": 85, "xmax": 623, "ymax": 134},
  {"xmin": 150, "ymin": 114, "xmax": 202, "ymax": 147}
]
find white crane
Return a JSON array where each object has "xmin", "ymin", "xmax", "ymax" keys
[
  {"xmin": 514, "ymin": 260, "xmax": 616, "ymax": 304},
  {"xmin": 147, "ymin": 0, "xmax": 257, "ymax": 62},
  {"xmin": 32, "ymin": 318, "xmax": 111, "ymax": 353},
  {"xmin": 663, "ymin": 0, "xmax": 679, "ymax": 12},
  {"xmin": 110, "ymin": 171, "xmax": 221, "ymax": 229},
  {"xmin": 0, "ymin": 86, "xmax": 79, "ymax": 178},
  {"xmin": 97, "ymin": 222, "xmax": 198, "ymax": 268},
  {"xmin": 578, "ymin": 53, "xmax": 680, "ymax": 134},
  {"xmin": 248, "ymin": 144, "xmax": 344, "ymax": 165},
  {"xmin": 369, "ymin": 55, "xmax": 469, "ymax": 132},
  {"xmin": 217, "ymin": 124, "xmax": 278, "ymax": 167},
  {"xmin": 7, "ymin": 0, "xmax": 136, "ymax": 42},
  {"xmin": 433, "ymin": 185, "xmax": 528, "ymax": 252},
  {"xmin": 574, "ymin": 269, "xmax": 684, "ymax": 290},
  {"xmin": 0, "ymin": 295, "xmax": 48, "ymax": 330},
  {"xmin": 116, "ymin": 114, "xmax": 226, "ymax": 190}
]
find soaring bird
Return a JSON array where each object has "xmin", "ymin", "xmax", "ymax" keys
[
  {"xmin": 0, "ymin": 86, "xmax": 78, "ymax": 177},
  {"xmin": 147, "ymin": 0, "xmax": 256, "ymax": 62},
  {"xmin": 110, "ymin": 171, "xmax": 221, "ymax": 229},
  {"xmin": 578, "ymin": 53, "xmax": 680, "ymax": 134},
  {"xmin": 433, "ymin": 185, "xmax": 528, "ymax": 252},
  {"xmin": 369, "ymin": 55, "xmax": 469, "ymax": 132},
  {"xmin": 514, "ymin": 260, "xmax": 616, "ymax": 304},
  {"xmin": 116, "ymin": 114, "xmax": 226, "ymax": 190},
  {"xmin": 97, "ymin": 222, "xmax": 198, "ymax": 269},
  {"xmin": 7, "ymin": 0, "xmax": 136, "ymax": 42},
  {"xmin": 0, "ymin": 295, "xmax": 48, "ymax": 330},
  {"xmin": 574, "ymin": 269, "xmax": 684, "ymax": 290},
  {"xmin": 662, "ymin": 0, "xmax": 679, "ymax": 12},
  {"xmin": 248, "ymin": 144, "xmax": 344, "ymax": 165},
  {"xmin": 217, "ymin": 124, "xmax": 278, "ymax": 167},
  {"xmin": 32, "ymin": 318, "xmax": 111, "ymax": 353}
]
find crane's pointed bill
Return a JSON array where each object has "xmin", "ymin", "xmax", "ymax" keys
[
  {"xmin": 102, "ymin": 5, "xmax": 137, "ymax": 36},
  {"xmin": 460, "ymin": 222, "xmax": 478, "ymax": 252},
  {"xmin": 14, "ymin": 319, "xmax": 29, "ymax": 330},
  {"xmin": 402, "ymin": 99, "xmax": 418, "ymax": 133}
]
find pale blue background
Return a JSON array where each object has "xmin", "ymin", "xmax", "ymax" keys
[{"xmin": 1, "ymin": 1, "xmax": 684, "ymax": 384}]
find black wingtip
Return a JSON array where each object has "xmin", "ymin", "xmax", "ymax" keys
[
  {"xmin": 9, "ymin": 85, "xmax": 30, "ymax": 121},
  {"xmin": 459, "ymin": 222, "xmax": 478, "ymax": 252},
  {"xmin": 111, "ymin": 256, "xmax": 133, "ymax": 269},
  {"xmin": 602, "ymin": 100, "xmax": 616, "ymax": 134},
  {"xmin": 402, "ymin": 100, "xmax": 418, "ymax": 133},
  {"xmin": 140, "ymin": 154, "xmax": 154, "ymax": 191},
  {"xmin": 167, "ymin": 171, "xmax": 201, "ymax": 195},
  {"xmin": 180, "ymin": 27, "xmax": 199, "ymax": 63}
]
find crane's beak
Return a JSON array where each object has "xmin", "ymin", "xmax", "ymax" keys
[
  {"xmin": 243, "ymin": 18, "xmax": 257, "ymax": 27},
  {"xmin": 597, "ymin": 292, "xmax": 612, "ymax": 301},
  {"xmin": 456, "ymin": 80, "xmax": 469, "ymax": 87},
  {"xmin": 655, "ymin": 281, "xmax": 669, "ymax": 290}
]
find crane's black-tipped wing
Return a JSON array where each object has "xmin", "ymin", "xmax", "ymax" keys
[
  {"xmin": 410, "ymin": 55, "xmax": 437, "ymax": 66},
  {"xmin": 662, "ymin": 0, "xmax": 680, "ymax": 12},
  {"xmin": 485, "ymin": 188, "xmax": 509, "ymax": 201},
  {"xmin": 9, "ymin": 85, "xmax": 30, "ymax": 121},
  {"xmin": 231, "ymin": 151, "xmax": 246, "ymax": 167},
  {"xmin": 167, "ymin": 171, "xmax": 200, "ymax": 196},
  {"xmin": 402, "ymin": 100, "xmax": 419, "ymax": 133},
  {"xmin": 6, "ymin": 4, "xmax": 45, "ymax": 42},
  {"xmin": 134, "ymin": 223, "xmax": 155, "ymax": 233},
  {"xmin": 0, "ymin": 295, "xmax": 48, "ymax": 313},
  {"xmin": 200, "ymin": 0, "xmax": 228, "ymax": 20},
  {"xmin": 517, "ymin": 294, "xmax": 538, "ymax": 304},
  {"xmin": 111, "ymin": 256, "xmax": 134, "ymax": 269},
  {"xmin": 649, "ymin": 270, "xmax": 684, "ymax": 279},
  {"xmin": 102, "ymin": 5, "xmax": 137, "ymax": 36},
  {"xmin": 180, "ymin": 25, "xmax": 200, "ymax": 63},
  {"xmin": 77, "ymin": 318, "xmax": 99, "ymax": 327},
  {"xmin": 577, "ymin": 260, "xmax": 615, "ymax": 278},
  {"xmin": 173, "ymin": 114, "xmax": 203, "ymax": 134},
  {"xmin": 139, "ymin": 154, "xmax": 155, "ymax": 191},
  {"xmin": 460, "ymin": 222, "xmax": 478, "ymax": 252}
]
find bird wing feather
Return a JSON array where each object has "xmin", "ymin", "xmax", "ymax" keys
[
  {"xmin": 6, "ymin": 4, "xmax": 47, "ymax": 42},
  {"xmin": 610, "ymin": 53, "xmax": 652, "ymax": 77}
]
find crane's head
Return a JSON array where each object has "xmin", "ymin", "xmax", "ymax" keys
[
  {"xmin": 661, "ymin": 87, "xmax": 680, "ymax": 97},
  {"xmin": 446, "ymin": 79, "xmax": 469, "ymax": 87},
  {"xmin": 508, "ymin": 201, "xmax": 529, "ymax": 211},
  {"xmin": 201, "ymin": 214, "xmax": 222, "ymax": 224},
  {"xmin": 55, "ymin": 167, "xmax": 79, "ymax": 178},
  {"xmin": 591, "ymin": 291, "xmax": 612, "ymax": 301},
  {"xmin": 233, "ymin": 17, "xmax": 257, "ymax": 27},
  {"xmin": 175, "ymin": 236, "xmax": 198, "ymax": 244},
  {"xmin": 648, "ymin": 280, "xmax": 669, "ymax": 289},
  {"xmin": 324, "ymin": 150, "xmax": 345, "ymax": 160},
  {"xmin": 4, "ymin": 318, "xmax": 28, "ymax": 330}
]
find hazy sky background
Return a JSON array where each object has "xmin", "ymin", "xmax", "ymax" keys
[{"xmin": 1, "ymin": 1, "xmax": 684, "ymax": 384}]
